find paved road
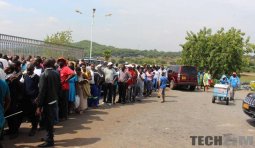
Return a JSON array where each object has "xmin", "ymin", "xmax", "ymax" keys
[{"xmin": 2, "ymin": 88, "xmax": 255, "ymax": 148}]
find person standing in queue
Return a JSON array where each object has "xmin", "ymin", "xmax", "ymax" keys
[
  {"xmin": 103, "ymin": 62, "xmax": 117, "ymax": 105},
  {"xmin": 23, "ymin": 64, "xmax": 40, "ymax": 136},
  {"xmin": 5, "ymin": 61, "xmax": 24, "ymax": 140},
  {"xmin": 117, "ymin": 64, "xmax": 130, "ymax": 104},
  {"xmin": 57, "ymin": 58, "xmax": 75, "ymax": 121},
  {"xmin": 36, "ymin": 58, "xmax": 61, "ymax": 147},
  {"xmin": 0, "ymin": 79, "xmax": 10, "ymax": 147}
]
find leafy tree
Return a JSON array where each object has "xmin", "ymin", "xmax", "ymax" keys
[
  {"xmin": 103, "ymin": 49, "xmax": 112, "ymax": 61},
  {"xmin": 45, "ymin": 30, "xmax": 73, "ymax": 45},
  {"xmin": 180, "ymin": 27, "xmax": 254, "ymax": 78}
]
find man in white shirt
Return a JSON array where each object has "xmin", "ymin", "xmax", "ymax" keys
[
  {"xmin": 153, "ymin": 67, "xmax": 160, "ymax": 91},
  {"xmin": 103, "ymin": 62, "xmax": 117, "ymax": 105},
  {"xmin": 158, "ymin": 65, "xmax": 167, "ymax": 77},
  {"xmin": 137, "ymin": 66, "xmax": 145, "ymax": 99}
]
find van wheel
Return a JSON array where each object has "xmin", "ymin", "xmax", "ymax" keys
[
  {"xmin": 170, "ymin": 80, "xmax": 176, "ymax": 90},
  {"xmin": 189, "ymin": 86, "xmax": 196, "ymax": 91}
]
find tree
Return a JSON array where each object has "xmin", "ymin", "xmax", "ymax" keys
[
  {"xmin": 180, "ymin": 27, "xmax": 254, "ymax": 78},
  {"xmin": 45, "ymin": 30, "xmax": 73, "ymax": 45},
  {"xmin": 103, "ymin": 49, "xmax": 112, "ymax": 61}
]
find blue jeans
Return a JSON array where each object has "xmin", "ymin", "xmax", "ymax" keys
[{"xmin": 153, "ymin": 78, "xmax": 158, "ymax": 90}]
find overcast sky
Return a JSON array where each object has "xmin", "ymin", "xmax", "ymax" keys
[{"xmin": 0, "ymin": 0, "xmax": 255, "ymax": 51}]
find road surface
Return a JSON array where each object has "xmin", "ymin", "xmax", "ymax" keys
[{"xmin": 2, "ymin": 88, "xmax": 255, "ymax": 148}]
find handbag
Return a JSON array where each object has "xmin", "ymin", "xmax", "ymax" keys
[{"xmin": 75, "ymin": 95, "xmax": 80, "ymax": 109}]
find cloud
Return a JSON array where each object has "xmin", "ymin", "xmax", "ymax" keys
[
  {"xmin": 47, "ymin": 16, "xmax": 59, "ymax": 24},
  {"xmin": 0, "ymin": 0, "xmax": 10, "ymax": 9},
  {"xmin": 0, "ymin": 0, "xmax": 35, "ymax": 13},
  {"xmin": 0, "ymin": 19, "xmax": 12, "ymax": 26}
]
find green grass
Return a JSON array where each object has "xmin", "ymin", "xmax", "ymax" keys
[{"xmin": 240, "ymin": 73, "xmax": 255, "ymax": 82}]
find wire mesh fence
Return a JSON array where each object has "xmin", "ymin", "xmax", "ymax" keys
[{"xmin": 0, "ymin": 33, "xmax": 84, "ymax": 59}]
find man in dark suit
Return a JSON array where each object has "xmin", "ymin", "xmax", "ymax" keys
[{"xmin": 36, "ymin": 58, "xmax": 61, "ymax": 147}]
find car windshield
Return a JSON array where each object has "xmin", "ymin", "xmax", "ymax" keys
[{"xmin": 181, "ymin": 66, "xmax": 197, "ymax": 75}]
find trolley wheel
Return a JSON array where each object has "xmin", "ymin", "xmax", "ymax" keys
[
  {"xmin": 212, "ymin": 96, "xmax": 216, "ymax": 103},
  {"xmin": 226, "ymin": 97, "xmax": 229, "ymax": 105}
]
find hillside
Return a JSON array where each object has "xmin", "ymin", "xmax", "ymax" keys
[{"xmin": 72, "ymin": 40, "xmax": 181, "ymax": 58}]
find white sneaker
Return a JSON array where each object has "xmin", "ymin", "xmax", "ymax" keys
[
  {"xmin": 107, "ymin": 103, "xmax": 112, "ymax": 106},
  {"xmin": 101, "ymin": 102, "xmax": 105, "ymax": 105}
]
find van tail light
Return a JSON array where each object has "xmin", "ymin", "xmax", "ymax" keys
[{"xmin": 177, "ymin": 74, "xmax": 181, "ymax": 81}]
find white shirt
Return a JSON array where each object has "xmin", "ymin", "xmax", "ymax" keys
[
  {"xmin": 0, "ymin": 58, "xmax": 8, "ymax": 69},
  {"xmin": 153, "ymin": 70, "xmax": 160, "ymax": 80},
  {"xmin": 103, "ymin": 67, "xmax": 116, "ymax": 83},
  {"xmin": 158, "ymin": 69, "xmax": 167, "ymax": 77},
  {"xmin": 137, "ymin": 72, "xmax": 145, "ymax": 84},
  {"xmin": 34, "ymin": 68, "xmax": 43, "ymax": 76},
  {"xmin": 0, "ymin": 68, "xmax": 6, "ymax": 80},
  {"xmin": 89, "ymin": 70, "xmax": 95, "ymax": 84}
]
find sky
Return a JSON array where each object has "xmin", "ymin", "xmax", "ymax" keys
[{"xmin": 0, "ymin": 0, "xmax": 255, "ymax": 51}]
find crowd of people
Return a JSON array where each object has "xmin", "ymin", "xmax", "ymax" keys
[{"xmin": 0, "ymin": 54, "xmax": 168, "ymax": 147}]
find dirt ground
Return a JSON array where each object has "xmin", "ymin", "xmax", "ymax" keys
[{"xmin": 2, "ymin": 88, "xmax": 255, "ymax": 148}]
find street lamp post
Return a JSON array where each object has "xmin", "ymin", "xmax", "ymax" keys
[
  {"xmin": 75, "ymin": 9, "xmax": 112, "ymax": 60},
  {"xmin": 90, "ymin": 8, "xmax": 96, "ymax": 60}
]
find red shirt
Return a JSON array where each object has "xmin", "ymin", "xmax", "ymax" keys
[
  {"xmin": 127, "ymin": 69, "xmax": 137, "ymax": 86},
  {"xmin": 60, "ymin": 66, "xmax": 74, "ymax": 90}
]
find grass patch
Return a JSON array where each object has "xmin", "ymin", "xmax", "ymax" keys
[{"xmin": 240, "ymin": 73, "xmax": 255, "ymax": 82}]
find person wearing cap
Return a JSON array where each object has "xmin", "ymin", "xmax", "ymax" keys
[
  {"xmin": 229, "ymin": 72, "xmax": 240, "ymax": 100},
  {"xmin": 57, "ymin": 58, "xmax": 75, "ymax": 121},
  {"xmin": 126, "ymin": 64, "xmax": 137, "ymax": 102},
  {"xmin": 103, "ymin": 62, "xmax": 117, "ymax": 105}
]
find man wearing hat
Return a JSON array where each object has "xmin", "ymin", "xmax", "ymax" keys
[
  {"xmin": 229, "ymin": 72, "xmax": 240, "ymax": 100},
  {"xmin": 103, "ymin": 62, "xmax": 117, "ymax": 105},
  {"xmin": 57, "ymin": 58, "xmax": 75, "ymax": 121},
  {"xmin": 127, "ymin": 64, "xmax": 137, "ymax": 102}
]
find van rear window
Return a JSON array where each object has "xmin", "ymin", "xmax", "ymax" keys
[{"xmin": 181, "ymin": 66, "xmax": 197, "ymax": 75}]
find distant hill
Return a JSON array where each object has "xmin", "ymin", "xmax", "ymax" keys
[{"xmin": 72, "ymin": 40, "xmax": 180, "ymax": 58}]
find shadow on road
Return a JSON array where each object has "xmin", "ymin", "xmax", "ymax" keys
[
  {"xmin": 2, "ymin": 109, "xmax": 106, "ymax": 147},
  {"xmin": 164, "ymin": 100, "xmax": 178, "ymax": 103},
  {"xmin": 214, "ymin": 101, "xmax": 236, "ymax": 106},
  {"xmin": 16, "ymin": 137, "xmax": 101, "ymax": 148}
]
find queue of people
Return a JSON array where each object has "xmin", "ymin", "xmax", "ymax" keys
[{"xmin": 0, "ymin": 54, "xmax": 168, "ymax": 147}]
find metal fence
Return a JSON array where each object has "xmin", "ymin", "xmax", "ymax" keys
[{"xmin": 0, "ymin": 33, "xmax": 84, "ymax": 59}]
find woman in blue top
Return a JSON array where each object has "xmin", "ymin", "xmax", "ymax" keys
[
  {"xmin": 68, "ymin": 63, "xmax": 78, "ymax": 114},
  {"xmin": 158, "ymin": 72, "xmax": 168, "ymax": 103}
]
